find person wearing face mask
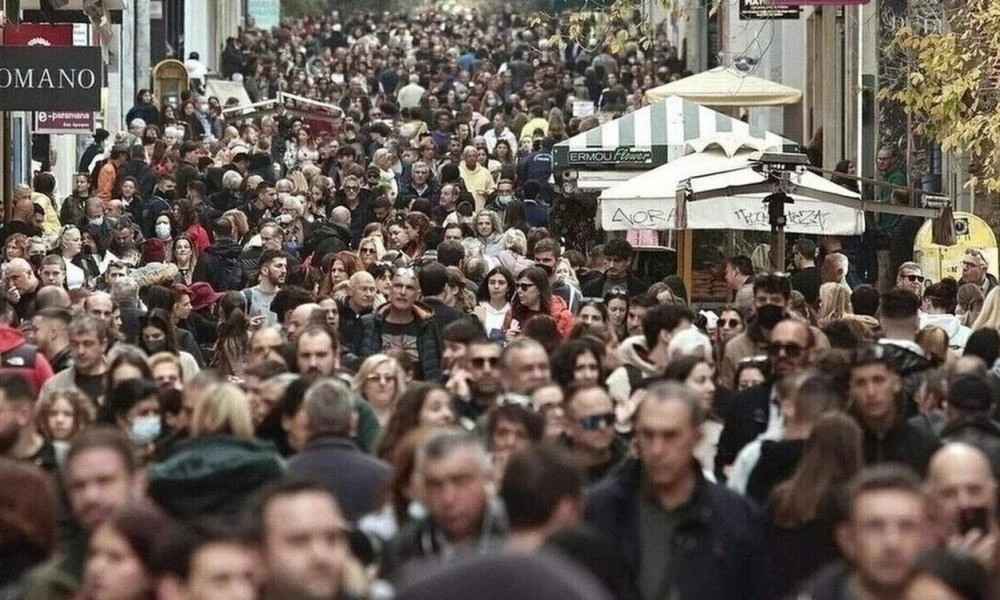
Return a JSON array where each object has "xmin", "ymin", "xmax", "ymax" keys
[
  {"xmin": 106, "ymin": 378, "xmax": 163, "ymax": 454},
  {"xmin": 138, "ymin": 309, "xmax": 201, "ymax": 383},
  {"xmin": 718, "ymin": 273, "xmax": 831, "ymax": 391}
]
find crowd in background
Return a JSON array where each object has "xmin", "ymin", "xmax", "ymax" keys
[{"xmin": 0, "ymin": 6, "xmax": 996, "ymax": 600}]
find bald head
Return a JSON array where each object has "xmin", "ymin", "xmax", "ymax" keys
[
  {"xmin": 331, "ymin": 206, "xmax": 351, "ymax": 225},
  {"xmin": 287, "ymin": 303, "xmax": 324, "ymax": 339},
  {"xmin": 927, "ymin": 442, "xmax": 998, "ymax": 536},
  {"xmin": 35, "ymin": 285, "xmax": 71, "ymax": 310}
]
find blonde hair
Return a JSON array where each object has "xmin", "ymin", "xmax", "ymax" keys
[
  {"xmin": 222, "ymin": 209, "xmax": 249, "ymax": 239},
  {"xmin": 958, "ymin": 283, "xmax": 985, "ymax": 328},
  {"xmin": 916, "ymin": 326, "xmax": 950, "ymax": 366},
  {"xmin": 972, "ymin": 286, "xmax": 1000, "ymax": 330},
  {"xmin": 148, "ymin": 351, "xmax": 181, "ymax": 374},
  {"xmin": 555, "ymin": 257, "xmax": 579, "ymax": 288},
  {"xmin": 288, "ymin": 170, "xmax": 309, "ymax": 194},
  {"xmin": 352, "ymin": 354, "xmax": 406, "ymax": 399},
  {"xmin": 817, "ymin": 282, "xmax": 853, "ymax": 321},
  {"xmin": 192, "ymin": 383, "xmax": 255, "ymax": 438},
  {"xmin": 358, "ymin": 235, "xmax": 387, "ymax": 259}
]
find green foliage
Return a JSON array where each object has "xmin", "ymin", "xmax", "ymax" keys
[{"xmin": 880, "ymin": 0, "xmax": 1000, "ymax": 192}]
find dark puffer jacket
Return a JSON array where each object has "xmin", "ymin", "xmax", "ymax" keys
[
  {"xmin": 192, "ymin": 238, "xmax": 245, "ymax": 291},
  {"xmin": 147, "ymin": 435, "xmax": 284, "ymax": 518}
]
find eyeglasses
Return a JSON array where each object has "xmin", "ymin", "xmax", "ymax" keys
[
  {"xmin": 603, "ymin": 288, "xmax": 628, "ymax": 300},
  {"xmin": 360, "ymin": 247, "xmax": 376, "ymax": 254},
  {"xmin": 498, "ymin": 393, "xmax": 536, "ymax": 410},
  {"xmin": 577, "ymin": 412, "xmax": 615, "ymax": 430},
  {"xmin": 517, "ymin": 282, "xmax": 536, "ymax": 291},
  {"xmin": 767, "ymin": 342, "xmax": 805, "ymax": 358},
  {"xmin": 739, "ymin": 355, "xmax": 769, "ymax": 367},
  {"xmin": 470, "ymin": 356, "xmax": 499, "ymax": 368},
  {"xmin": 902, "ymin": 274, "xmax": 925, "ymax": 283},
  {"xmin": 344, "ymin": 185, "xmax": 360, "ymax": 191},
  {"xmin": 719, "ymin": 318, "xmax": 741, "ymax": 328}
]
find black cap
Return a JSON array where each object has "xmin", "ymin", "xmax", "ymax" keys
[
  {"xmin": 851, "ymin": 342, "xmax": 899, "ymax": 373},
  {"xmin": 948, "ymin": 374, "xmax": 996, "ymax": 412}
]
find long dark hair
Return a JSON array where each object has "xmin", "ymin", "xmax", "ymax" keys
[
  {"xmin": 376, "ymin": 382, "xmax": 446, "ymax": 460},
  {"xmin": 766, "ymin": 412, "xmax": 863, "ymax": 527},
  {"xmin": 510, "ymin": 265, "xmax": 552, "ymax": 319},
  {"xmin": 139, "ymin": 308, "xmax": 180, "ymax": 355},
  {"xmin": 476, "ymin": 266, "xmax": 514, "ymax": 304},
  {"xmin": 212, "ymin": 291, "xmax": 249, "ymax": 377},
  {"xmin": 550, "ymin": 339, "xmax": 603, "ymax": 388}
]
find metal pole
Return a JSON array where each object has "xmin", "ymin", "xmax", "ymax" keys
[
  {"xmin": 136, "ymin": 0, "xmax": 151, "ymax": 92},
  {"xmin": 2, "ymin": 111, "xmax": 10, "ymax": 224}
]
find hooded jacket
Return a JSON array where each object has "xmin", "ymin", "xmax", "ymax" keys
[
  {"xmin": 358, "ymin": 301, "xmax": 442, "ymax": 381},
  {"xmin": 304, "ymin": 220, "xmax": 352, "ymax": 264},
  {"xmin": 147, "ymin": 435, "xmax": 284, "ymax": 518},
  {"xmin": 0, "ymin": 326, "xmax": 53, "ymax": 397},
  {"xmin": 920, "ymin": 312, "xmax": 971, "ymax": 351},
  {"xmin": 606, "ymin": 335, "xmax": 661, "ymax": 405},
  {"xmin": 193, "ymin": 238, "xmax": 245, "ymax": 291}
]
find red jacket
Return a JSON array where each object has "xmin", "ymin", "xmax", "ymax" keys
[
  {"xmin": 503, "ymin": 294, "xmax": 576, "ymax": 339},
  {"xmin": 0, "ymin": 325, "xmax": 53, "ymax": 397}
]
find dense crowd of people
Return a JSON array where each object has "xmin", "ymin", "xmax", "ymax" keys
[{"xmin": 0, "ymin": 6, "xmax": 999, "ymax": 600}]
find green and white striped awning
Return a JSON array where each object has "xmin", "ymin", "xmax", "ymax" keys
[{"xmin": 553, "ymin": 95, "xmax": 798, "ymax": 169}]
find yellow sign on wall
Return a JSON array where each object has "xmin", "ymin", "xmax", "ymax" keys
[{"xmin": 914, "ymin": 211, "xmax": 999, "ymax": 283}]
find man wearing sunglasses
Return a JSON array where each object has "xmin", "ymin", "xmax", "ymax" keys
[
  {"xmin": 562, "ymin": 385, "xmax": 627, "ymax": 485},
  {"xmin": 718, "ymin": 318, "xmax": 817, "ymax": 480},
  {"xmin": 894, "ymin": 261, "xmax": 925, "ymax": 296},
  {"xmin": 960, "ymin": 248, "xmax": 999, "ymax": 297}
]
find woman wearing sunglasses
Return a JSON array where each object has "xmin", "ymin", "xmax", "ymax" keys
[
  {"xmin": 713, "ymin": 306, "xmax": 745, "ymax": 368},
  {"xmin": 352, "ymin": 354, "xmax": 407, "ymax": 428},
  {"xmin": 357, "ymin": 236, "xmax": 386, "ymax": 269},
  {"xmin": 502, "ymin": 266, "xmax": 575, "ymax": 340}
]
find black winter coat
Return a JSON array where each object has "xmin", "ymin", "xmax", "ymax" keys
[
  {"xmin": 193, "ymin": 239, "xmax": 245, "ymax": 291},
  {"xmin": 286, "ymin": 436, "xmax": 391, "ymax": 522},
  {"xmin": 585, "ymin": 459, "xmax": 771, "ymax": 600}
]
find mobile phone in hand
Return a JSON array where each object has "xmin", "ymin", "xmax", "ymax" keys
[{"xmin": 959, "ymin": 506, "xmax": 990, "ymax": 535}]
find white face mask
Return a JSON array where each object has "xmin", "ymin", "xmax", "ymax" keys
[
  {"xmin": 129, "ymin": 416, "xmax": 161, "ymax": 445},
  {"xmin": 277, "ymin": 213, "xmax": 293, "ymax": 225},
  {"xmin": 155, "ymin": 223, "xmax": 171, "ymax": 239}
]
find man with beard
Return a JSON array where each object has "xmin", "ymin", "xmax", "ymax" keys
[
  {"xmin": 24, "ymin": 428, "xmax": 145, "ymax": 599},
  {"xmin": 718, "ymin": 273, "xmax": 830, "ymax": 388},
  {"xmin": 245, "ymin": 180, "xmax": 278, "ymax": 224},
  {"xmin": 451, "ymin": 338, "xmax": 504, "ymax": 425},
  {"xmin": 242, "ymin": 249, "xmax": 287, "ymax": 327},
  {"xmin": 0, "ymin": 373, "xmax": 56, "ymax": 471},
  {"xmin": 31, "ymin": 308, "xmax": 73, "ymax": 373},
  {"xmin": 581, "ymin": 238, "xmax": 646, "ymax": 297},
  {"xmin": 250, "ymin": 480, "xmax": 355, "ymax": 600},
  {"xmin": 295, "ymin": 324, "xmax": 380, "ymax": 451},
  {"xmin": 717, "ymin": 318, "xmax": 818, "ymax": 479}
]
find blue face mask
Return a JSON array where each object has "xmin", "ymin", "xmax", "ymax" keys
[{"xmin": 129, "ymin": 415, "xmax": 161, "ymax": 445}]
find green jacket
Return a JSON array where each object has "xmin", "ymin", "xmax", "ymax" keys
[
  {"xmin": 147, "ymin": 435, "xmax": 284, "ymax": 518},
  {"xmin": 877, "ymin": 165, "xmax": 907, "ymax": 235}
]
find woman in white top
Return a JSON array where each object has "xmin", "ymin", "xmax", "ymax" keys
[
  {"xmin": 473, "ymin": 266, "xmax": 514, "ymax": 342},
  {"xmin": 57, "ymin": 225, "xmax": 98, "ymax": 290}
]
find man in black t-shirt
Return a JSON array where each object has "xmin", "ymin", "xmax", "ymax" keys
[{"xmin": 39, "ymin": 315, "xmax": 110, "ymax": 408}]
